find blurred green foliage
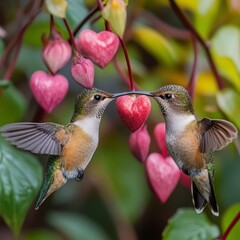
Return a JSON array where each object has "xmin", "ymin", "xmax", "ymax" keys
[{"xmin": 0, "ymin": 0, "xmax": 239, "ymax": 239}]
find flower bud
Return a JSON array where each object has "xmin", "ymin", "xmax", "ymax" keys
[
  {"xmin": 71, "ymin": 52, "xmax": 94, "ymax": 89},
  {"xmin": 101, "ymin": 0, "xmax": 127, "ymax": 38},
  {"xmin": 129, "ymin": 125, "xmax": 151, "ymax": 163},
  {"xmin": 42, "ymin": 35, "xmax": 71, "ymax": 74}
]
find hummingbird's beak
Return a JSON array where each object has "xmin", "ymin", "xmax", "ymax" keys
[{"xmin": 112, "ymin": 91, "xmax": 152, "ymax": 98}]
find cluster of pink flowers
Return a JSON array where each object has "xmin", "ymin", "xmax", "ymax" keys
[
  {"xmin": 30, "ymin": 21, "xmax": 119, "ymax": 113},
  {"xmin": 129, "ymin": 122, "xmax": 191, "ymax": 203}
]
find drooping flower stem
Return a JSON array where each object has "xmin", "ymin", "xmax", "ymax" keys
[
  {"xmin": 73, "ymin": 6, "xmax": 99, "ymax": 37},
  {"xmin": 187, "ymin": 35, "xmax": 198, "ymax": 98},
  {"xmin": 63, "ymin": 18, "xmax": 78, "ymax": 51},
  {"xmin": 119, "ymin": 37, "xmax": 134, "ymax": 91},
  {"xmin": 169, "ymin": 0, "xmax": 224, "ymax": 90}
]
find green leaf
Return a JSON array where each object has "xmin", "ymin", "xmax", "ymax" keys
[
  {"xmin": 162, "ymin": 208, "xmax": 220, "ymax": 240},
  {"xmin": 211, "ymin": 26, "xmax": 240, "ymax": 92},
  {"xmin": 0, "ymin": 137, "xmax": 42, "ymax": 237},
  {"xmin": 47, "ymin": 212, "xmax": 110, "ymax": 240},
  {"xmin": 133, "ymin": 27, "xmax": 178, "ymax": 66},
  {"xmin": 0, "ymin": 84, "xmax": 27, "ymax": 125},
  {"xmin": 216, "ymin": 88, "xmax": 240, "ymax": 129},
  {"xmin": 221, "ymin": 204, "xmax": 240, "ymax": 240},
  {"xmin": 195, "ymin": 0, "xmax": 220, "ymax": 38},
  {"xmin": 0, "ymin": 80, "xmax": 10, "ymax": 89},
  {"xmin": 22, "ymin": 228, "xmax": 62, "ymax": 240}
]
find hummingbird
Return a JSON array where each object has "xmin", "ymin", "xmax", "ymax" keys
[
  {"xmin": 0, "ymin": 88, "xmax": 135, "ymax": 209},
  {"xmin": 151, "ymin": 84, "xmax": 238, "ymax": 216}
]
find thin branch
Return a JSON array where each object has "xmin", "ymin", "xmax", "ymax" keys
[
  {"xmin": 0, "ymin": 0, "xmax": 44, "ymax": 69},
  {"xmin": 187, "ymin": 35, "xmax": 198, "ymax": 98},
  {"xmin": 63, "ymin": 18, "xmax": 78, "ymax": 51},
  {"xmin": 169, "ymin": 0, "xmax": 224, "ymax": 90},
  {"xmin": 73, "ymin": 5, "xmax": 99, "ymax": 37},
  {"xmin": 119, "ymin": 38, "xmax": 135, "ymax": 91},
  {"xmin": 3, "ymin": 37, "xmax": 23, "ymax": 80},
  {"xmin": 221, "ymin": 212, "xmax": 240, "ymax": 240},
  {"xmin": 141, "ymin": 10, "xmax": 191, "ymax": 40}
]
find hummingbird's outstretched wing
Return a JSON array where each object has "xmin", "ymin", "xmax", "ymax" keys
[
  {"xmin": 0, "ymin": 122, "xmax": 66, "ymax": 155},
  {"xmin": 199, "ymin": 118, "xmax": 238, "ymax": 153}
]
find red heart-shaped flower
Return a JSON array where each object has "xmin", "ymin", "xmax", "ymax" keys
[
  {"xmin": 116, "ymin": 95, "xmax": 151, "ymax": 132},
  {"xmin": 30, "ymin": 70, "xmax": 68, "ymax": 113},
  {"xmin": 76, "ymin": 30, "xmax": 119, "ymax": 68},
  {"xmin": 129, "ymin": 125, "xmax": 151, "ymax": 163},
  {"xmin": 146, "ymin": 153, "xmax": 181, "ymax": 203},
  {"xmin": 71, "ymin": 52, "xmax": 94, "ymax": 89},
  {"xmin": 154, "ymin": 123, "xmax": 168, "ymax": 158}
]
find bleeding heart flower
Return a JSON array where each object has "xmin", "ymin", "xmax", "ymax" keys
[
  {"xmin": 116, "ymin": 95, "xmax": 151, "ymax": 132},
  {"xmin": 42, "ymin": 38, "xmax": 71, "ymax": 74},
  {"xmin": 76, "ymin": 30, "xmax": 119, "ymax": 68},
  {"xmin": 71, "ymin": 52, "xmax": 94, "ymax": 89},
  {"xmin": 30, "ymin": 70, "xmax": 68, "ymax": 113},
  {"xmin": 146, "ymin": 153, "xmax": 181, "ymax": 203},
  {"xmin": 154, "ymin": 123, "xmax": 168, "ymax": 158},
  {"xmin": 129, "ymin": 125, "xmax": 151, "ymax": 163}
]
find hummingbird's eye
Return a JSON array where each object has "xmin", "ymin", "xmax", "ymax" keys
[
  {"xmin": 164, "ymin": 93, "xmax": 172, "ymax": 100},
  {"xmin": 94, "ymin": 94, "xmax": 102, "ymax": 101}
]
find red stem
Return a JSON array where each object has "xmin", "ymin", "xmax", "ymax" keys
[
  {"xmin": 3, "ymin": 37, "xmax": 23, "ymax": 80},
  {"xmin": 141, "ymin": 10, "xmax": 191, "ymax": 40},
  {"xmin": 63, "ymin": 18, "xmax": 78, "ymax": 51},
  {"xmin": 169, "ymin": 0, "xmax": 224, "ymax": 90},
  {"xmin": 221, "ymin": 212, "xmax": 240, "ymax": 240},
  {"xmin": 0, "ymin": 0, "xmax": 44, "ymax": 69},
  {"xmin": 73, "ymin": 6, "xmax": 99, "ymax": 37},
  {"xmin": 119, "ymin": 37, "xmax": 134, "ymax": 91},
  {"xmin": 187, "ymin": 35, "xmax": 198, "ymax": 98}
]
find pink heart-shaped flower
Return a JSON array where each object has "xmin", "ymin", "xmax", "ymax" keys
[
  {"xmin": 129, "ymin": 125, "xmax": 151, "ymax": 163},
  {"xmin": 116, "ymin": 95, "xmax": 151, "ymax": 132},
  {"xmin": 154, "ymin": 123, "xmax": 169, "ymax": 158},
  {"xmin": 76, "ymin": 30, "xmax": 119, "ymax": 68},
  {"xmin": 146, "ymin": 153, "xmax": 181, "ymax": 203},
  {"xmin": 30, "ymin": 70, "xmax": 68, "ymax": 113},
  {"xmin": 71, "ymin": 52, "xmax": 94, "ymax": 89}
]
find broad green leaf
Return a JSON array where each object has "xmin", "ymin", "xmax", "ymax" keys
[
  {"xmin": 195, "ymin": 0, "xmax": 220, "ymax": 38},
  {"xmin": 221, "ymin": 204, "xmax": 240, "ymax": 240},
  {"xmin": 211, "ymin": 26, "xmax": 240, "ymax": 91},
  {"xmin": 0, "ymin": 84, "xmax": 27, "ymax": 125},
  {"xmin": 162, "ymin": 208, "xmax": 220, "ymax": 240},
  {"xmin": 216, "ymin": 88, "xmax": 240, "ymax": 129},
  {"xmin": 22, "ymin": 228, "xmax": 62, "ymax": 240},
  {"xmin": 47, "ymin": 212, "xmax": 110, "ymax": 240},
  {"xmin": 133, "ymin": 27, "xmax": 177, "ymax": 66},
  {"xmin": 0, "ymin": 80, "xmax": 10, "ymax": 89},
  {"xmin": 45, "ymin": 0, "xmax": 68, "ymax": 18},
  {"xmin": 0, "ymin": 137, "xmax": 42, "ymax": 237}
]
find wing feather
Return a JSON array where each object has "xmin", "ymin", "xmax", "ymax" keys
[
  {"xmin": 199, "ymin": 118, "xmax": 238, "ymax": 153},
  {"xmin": 0, "ymin": 122, "xmax": 65, "ymax": 155}
]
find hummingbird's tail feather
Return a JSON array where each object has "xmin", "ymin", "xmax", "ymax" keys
[
  {"xmin": 191, "ymin": 181, "xmax": 207, "ymax": 214},
  {"xmin": 191, "ymin": 170, "xmax": 219, "ymax": 216},
  {"xmin": 35, "ymin": 156, "xmax": 67, "ymax": 210}
]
